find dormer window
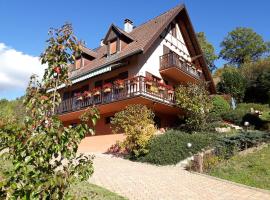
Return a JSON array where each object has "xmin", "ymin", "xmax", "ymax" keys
[
  {"xmin": 103, "ymin": 24, "xmax": 134, "ymax": 57},
  {"xmin": 110, "ymin": 39, "xmax": 118, "ymax": 55}
]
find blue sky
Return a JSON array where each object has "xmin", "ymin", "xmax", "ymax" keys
[{"xmin": 0, "ymin": 0, "xmax": 269, "ymax": 100}]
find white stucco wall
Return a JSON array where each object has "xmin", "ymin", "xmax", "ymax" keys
[{"xmin": 137, "ymin": 24, "xmax": 191, "ymax": 79}]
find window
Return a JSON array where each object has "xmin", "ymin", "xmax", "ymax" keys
[
  {"xmin": 146, "ymin": 71, "xmax": 161, "ymax": 82},
  {"xmin": 95, "ymin": 80, "xmax": 103, "ymax": 88},
  {"xmin": 63, "ymin": 92, "xmax": 70, "ymax": 100},
  {"xmin": 118, "ymin": 71, "xmax": 128, "ymax": 80},
  {"xmin": 81, "ymin": 85, "xmax": 89, "ymax": 92},
  {"xmin": 105, "ymin": 116, "xmax": 113, "ymax": 124},
  {"xmin": 110, "ymin": 40, "xmax": 117, "ymax": 55}
]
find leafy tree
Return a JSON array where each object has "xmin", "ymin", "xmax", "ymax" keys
[
  {"xmin": 197, "ymin": 32, "xmax": 218, "ymax": 72},
  {"xmin": 175, "ymin": 83, "xmax": 212, "ymax": 131},
  {"xmin": 0, "ymin": 23, "xmax": 100, "ymax": 199},
  {"xmin": 240, "ymin": 58, "xmax": 270, "ymax": 103},
  {"xmin": 0, "ymin": 97, "xmax": 25, "ymax": 126},
  {"xmin": 217, "ymin": 67, "xmax": 247, "ymax": 102},
  {"xmin": 220, "ymin": 27, "xmax": 270, "ymax": 66},
  {"xmin": 111, "ymin": 104, "xmax": 156, "ymax": 158}
]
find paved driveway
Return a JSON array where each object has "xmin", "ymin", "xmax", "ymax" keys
[{"xmin": 89, "ymin": 154, "xmax": 270, "ymax": 200}]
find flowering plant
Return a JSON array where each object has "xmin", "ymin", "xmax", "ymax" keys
[
  {"xmin": 145, "ymin": 77, "xmax": 153, "ymax": 85},
  {"xmin": 114, "ymin": 79, "xmax": 125, "ymax": 89},
  {"xmin": 83, "ymin": 91, "xmax": 92, "ymax": 98},
  {"xmin": 158, "ymin": 81, "xmax": 166, "ymax": 90},
  {"xmin": 103, "ymin": 83, "xmax": 113, "ymax": 93},
  {"xmin": 166, "ymin": 85, "xmax": 174, "ymax": 94},
  {"xmin": 130, "ymin": 76, "xmax": 138, "ymax": 84},
  {"xmin": 92, "ymin": 87, "xmax": 101, "ymax": 96},
  {"xmin": 74, "ymin": 92, "xmax": 83, "ymax": 100}
]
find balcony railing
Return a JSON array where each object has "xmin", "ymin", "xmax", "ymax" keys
[
  {"xmin": 56, "ymin": 76, "xmax": 175, "ymax": 115},
  {"xmin": 160, "ymin": 52, "xmax": 201, "ymax": 79}
]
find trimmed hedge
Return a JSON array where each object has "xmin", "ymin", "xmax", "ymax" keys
[{"xmin": 138, "ymin": 130, "xmax": 218, "ymax": 165}]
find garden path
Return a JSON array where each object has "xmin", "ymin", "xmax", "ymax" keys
[{"xmin": 88, "ymin": 153, "xmax": 270, "ymax": 200}]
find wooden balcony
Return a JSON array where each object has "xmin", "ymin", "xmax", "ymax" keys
[
  {"xmin": 56, "ymin": 76, "xmax": 175, "ymax": 115},
  {"xmin": 159, "ymin": 52, "xmax": 202, "ymax": 83}
]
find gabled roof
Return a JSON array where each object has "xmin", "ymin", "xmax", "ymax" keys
[
  {"xmin": 71, "ymin": 5, "xmax": 184, "ymax": 78},
  {"xmin": 80, "ymin": 45, "xmax": 98, "ymax": 58},
  {"xmin": 103, "ymin": 24, "xmax": 134, "ymax": 44},
  {"xmin": 70, "ymin": 4, "xmax": 215, "ymax": 93}
]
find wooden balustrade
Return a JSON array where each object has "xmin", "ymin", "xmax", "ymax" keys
[
  {"xmin": 160, "ymin": 52, "xmax": 201, "ymax": 79},
  {"xmin": 56, "ymin": 76, "xmax": 175, "ymax": 115}
]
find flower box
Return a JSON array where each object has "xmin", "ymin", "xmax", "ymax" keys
[
  {"xmin": 168, "ymin": 90, "xmax": 174, "ymax": 94},
  {"xmin": 130, "ymin": 77, "xmax": 138, "ymax": 85},
  {"xmin": 158, "ymin": 86, "xmax": 166, "ymax": 91},
  {"xmin": 83, "ymin": 91, "xmax": 92, "ymax": 98},
  {"xmin": 103, "ymin": 83, "xmax": 113, "ymax": 93},
  {"xmin": 103, "ymin": 88, "xmax": 111, "ymax": 93},
  {"xmin": 158, "ymin": 81, "xmax": 166, "ymax": 91},
  {"xmin": 145, "ymin": 77, "xmax": 153, "ymax": 86},
  {"xmin": 114, "ymin": 79, "xmax": 125, "ymax": 89},
  {"xmin": 92, "ymin": 88, "xmax": 101, "ymax": 96},
  {"xmin": 74, "ymin": 93, "xmax": 83, "ymax": 101}
]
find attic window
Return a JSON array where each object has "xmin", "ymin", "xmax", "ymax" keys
[{"xmin": 110, "ymin": 40, "xmax": 117, "ymax": 55}]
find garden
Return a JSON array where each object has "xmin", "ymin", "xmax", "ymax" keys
[{"xmin": 108, "ymin": 79, "xmax": 270, "ymax": 190}]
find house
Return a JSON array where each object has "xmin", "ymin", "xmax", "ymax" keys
[{"xmin": 56, "ymin": 4, "xmax": 215, "ymax": 136}]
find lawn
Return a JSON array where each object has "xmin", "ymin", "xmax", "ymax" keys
[
  {"xmin": 0, "ymin": 157, "xmax": 127, "ymax": 200},
  {"xmin": 209, "ymin": 144, "xmax": 270, "ymax": 190}
]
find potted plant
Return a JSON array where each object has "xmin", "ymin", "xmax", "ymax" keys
[
  {"xmin": 150, "ymin": 85, "xmax": 158, "ymax": 93},
  {"xmin": 114, "ymin": 79, "xmax": 125, "ymax": 89},
  {"xmin": 166, "ymin": 85, "xmax": 174, "ymax": 94},
  {"xmin": 74, "ymin": 92, "xmax": 83, "ymax": 101},
  {"xmin": 92, "ymin": 87, "xmax": 101, "ymax": 96},
  {"xmin": 83, "ymin": 91, "xmax": 92, "ymax": 98},
  {"xmin": 130, "ymin": 76, "xmax": 138, "ymax": 85},
  {"xmin": 103, "ymin": 83, "xmax": 113, "ymax": 93},
  {"xmin": 158, "ymin": 81, "xmax": 166, "ymax": 91},
  {"xmin": 145, "ymin": 77, "xmax": 153, "ymax": 86}
]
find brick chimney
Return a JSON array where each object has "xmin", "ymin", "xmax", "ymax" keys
[{"xmin": 124, "ymin": 19, "xmax": 133, "ymax": 33}]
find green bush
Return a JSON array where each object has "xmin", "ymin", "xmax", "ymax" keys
[
  {"xmin": 175, "ymin": 83, "xmax": 212, "ymax": 131},
  {"xmin": 111, "ymin": 104, "xmax": 156, "ymax": 158},
  {"xmin": 216, "ymin": 131, "xmax": 270, "ymax": 159},
  {"xmin": 210, "ymin": 95, "xmax": 230, "ymax": 119},
  {"xmin": 138, "ymin": 130, "xmax": 218, "ymax": 165},
  {"xmin": 221, "ymin": 103, "xmax": 270, "ymax": 129}
]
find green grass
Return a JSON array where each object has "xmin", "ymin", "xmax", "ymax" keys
[
  {"xmin": 0, "ymin": 157, "xmax": 126, "ymax": 200},
  {"xmin": 209, "ymin": 144, "xmax": 270, "ymax": 190},
  {"xmin": 68, "ymin": 181, "xmax": 127, "ymax": 200}
]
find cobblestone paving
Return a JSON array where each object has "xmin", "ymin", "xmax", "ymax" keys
[{"xmin": 89, "ymin": 154, "xmax": 270, "ymax": 200}]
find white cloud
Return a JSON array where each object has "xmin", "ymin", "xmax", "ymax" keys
[{"xmin": 0, "ymin": 43, "xmax": 46, "ymax": 94}]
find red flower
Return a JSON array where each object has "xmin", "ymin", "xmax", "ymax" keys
[
  {"xmin": 103, "ymin": 83, "xmax": 113, "ymax": 89},
  {"xmin": 53, "ymin": 66, "xmax": 61, "ymax": 74}
]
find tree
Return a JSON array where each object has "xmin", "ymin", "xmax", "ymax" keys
[
  {"xmin": 175, "ymin": 83, "xmax": 212, "ymax": 131},
  {"xmin": 111, "ymin": 104, "xmax": 156, "ymax": 158},
  {"xmin": 240, "ymin": 58, "xmax": 270, "ymax": 103},
  {"xmin": 217, "ymin": 67, "xmax": 247, "ymax": 102},
  {"xmin": 0, "ymin": 24, "xmax": 100, "ymax": 199},
  {"xmin": 220, "ymin": 27, "xmax": 270, "ymax": 66},
  {"xmin": 197, "ymin": 32, "xmax": 218, "ymax": 72}
]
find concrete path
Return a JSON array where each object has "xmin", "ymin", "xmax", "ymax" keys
[{"xmin": 89, "ymin": 154, "xmax": 270, "ymax": 200}]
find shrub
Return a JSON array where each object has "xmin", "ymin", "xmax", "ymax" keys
[
  {"xmin": 211, "ymin": 96, "xmax": 230, "ymax": 116},
  {"xmin": 111, "ymin": 104, "xmax": 156, "ymax": 158},
  {"xmin": 175, "ymin": 83, "xmax": 212, "ymax": 131},
  {"xmin": 138, "ymin": 130, "xmax": 218, "ymax": 165},
  {"xmin": 216, "ymin": 131, "xmax": 270, "ymax": 159},
  {"xmin": 222, "ymin": 103, "xmax": 270, "ymax": 129},
  {"xmin": 217, "ymin": 68, "xmax": 247, "ymax": 102}
]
